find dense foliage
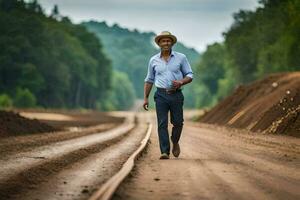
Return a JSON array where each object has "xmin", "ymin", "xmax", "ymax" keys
[
  {"xmin": 102, "ymin": 71, "xmax": 136, "ymax": 110},
  {"xmin": 225, "ymin": 0, "xmax": 300, "ymax": 83},
  {"xmin": 195, "ymin": 0, "xmax": 300, "ymax": 108},
  {"xmin": 3, "ymin": 0, "xmax": 296, "ymax": 111},
  {"xmin": 0, "ymin": 0, "xmax": 112, "ymax": 109}
]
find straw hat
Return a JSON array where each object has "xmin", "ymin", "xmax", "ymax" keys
[{"xmin": 155, "ymin": 31, "xmax": 177, "ymax": 45}]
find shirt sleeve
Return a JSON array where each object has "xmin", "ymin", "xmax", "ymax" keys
[
  {"xmin": 144, "ymin": 59, "xmax": 155, "ymax": 83},
  {"xmin": 181, "ymin": 55, "xmax": 193, "ymax": 79}
]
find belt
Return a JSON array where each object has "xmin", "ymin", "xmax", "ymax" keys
[{"xmin": 157, "ymin": 87, "xmax": 182, "ymax": 94}]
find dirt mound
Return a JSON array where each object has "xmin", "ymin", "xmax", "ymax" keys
[
  {"xmin": 17, "ymin": 109, "xmax": 124, "ymax": 130},
  {"xmin": 0, "ymin": 110, "xmax": 57, "ymax": 137},
  {"xmin": 200, "ymin": 72, "xmax": 300, "ymax": 137}
]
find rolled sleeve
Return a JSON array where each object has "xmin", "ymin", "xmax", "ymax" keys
[
  {"xmin": 144, "ymin": 59, "xmax": 155, "ymax": 83},
  {"xmin": 181, "ymin": 55, "xmax": 193, "ymax": 79}
]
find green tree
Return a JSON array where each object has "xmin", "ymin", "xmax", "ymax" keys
[
  {"xmin": 224, "ymin": 0, "xmax": 300, "ymax": 83},
  {"xmin": 0, "ymin": 1, "xmax": 113, "ymax": 109},
  {"xmin": 102, "ymin": 71, "xmax": 136, "ymax": 110},
  {"xmin": 196, "ymin": 43, "xmax": 226, "ymax": 95},
  {"xmin": 0, "ymin": 94, "xmax": 13, "ymax": 108},
  {"xmin": 51, "ymin": 4, "xmax": 59, "ymax": 19},
  {"xmin": 14, "ymin": 88, "xmax": 36, "ymax": 108}
]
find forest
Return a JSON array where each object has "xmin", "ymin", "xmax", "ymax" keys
[
  {"xmin": 0, "ymin": 0, "xmax": 299, "ymax": 110},
  {"xmin": 196, "ymin": 0, "xmax": 300, "ymax": 107},
  {"xmin": 0, "ymin": 0, "xmax": 112, "ymax": 109}
]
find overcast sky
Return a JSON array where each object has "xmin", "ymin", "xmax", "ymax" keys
[{"xmin": 36, "ymin": 0, "xmax": 259, "ymax": 52}]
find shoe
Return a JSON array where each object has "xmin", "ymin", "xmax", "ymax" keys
[
  {"xmin": 172, "ymin": 143, "xmax": 180, "ymax": 157},
  {"xmin": 159, "ymin": 153, "xmax": 169, "ymax": 159}
]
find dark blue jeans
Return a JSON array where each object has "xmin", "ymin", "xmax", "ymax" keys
[{"xmin": 154, "ymin": 89, "xmax": 184, "ymax": 155}]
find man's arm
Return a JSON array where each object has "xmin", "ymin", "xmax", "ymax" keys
[
  {"xmin": 143, "ymin": 82, "xmax": 153, "ymax": 111},
  {"xmin": 172, "ymin": 76, "xmax": 192, "ymax": 89},
  {"xmin": 173, "ymin": 55, "xmax": 193, "ymax": 89}
]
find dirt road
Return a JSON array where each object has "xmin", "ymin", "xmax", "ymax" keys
[
  {"xmin": 113, "ymin": 113, "xmax": 300, "ymax": 200},
  {"xmin": 0, "ymin": 112, "xmax": 149, "ymax": 200},
  {"xmin": 0, "ymin": 111, "xmax": 299, "ymax": 200}
]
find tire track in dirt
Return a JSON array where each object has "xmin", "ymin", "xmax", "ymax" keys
[
  {"xmin": 10, "ymin": 122, "xmax": 149, "ymax": 200},
  {"xmin": 0, "ymin": 123, "xmax": 118, "ymax": 158},
  {"xmin": 0, "ymin": 120, "xmax": 134, "ymax": 182},
  {"xmin": 0, "ymin": 115, "xmax": 136, "ymax": 199}
]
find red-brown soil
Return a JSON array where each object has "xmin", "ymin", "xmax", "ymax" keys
[
  {"xmin": 0, "ymin": 109, "xmax": 124, "ymax": 137},
  {"xmin": 22, "ymin": 110, "xmax": 124, "ymax": 129},
  {"xmin": 200, "ymin": 72, "xmax": 300, "ymax": 137},
  {"xmin": 0, "ymin": 110, "xmax": 56, "ymax": 137}
]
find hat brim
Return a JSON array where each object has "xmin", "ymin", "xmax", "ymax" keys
[{"xmin": 155, "ymin": 35, "xmax": 177, "ymax": 45}]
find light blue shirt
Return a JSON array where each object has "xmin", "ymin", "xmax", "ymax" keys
[{"xmin": 144, "ymin": 50, "xmax": 193, "ymax": 89}]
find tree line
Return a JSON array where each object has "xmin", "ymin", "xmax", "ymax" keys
[
  {"xmin": 1, "ymin": 0, "xmax": 298, "ymax": 110},
  {"xmin": 0, "ymin": 0, "xmax": 112, "ymax": 109},
  {"xmin": 194, "ymin": 0, "xmax": 300, "ymax": 108}
]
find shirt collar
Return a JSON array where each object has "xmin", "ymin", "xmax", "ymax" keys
[{"xmin": 159, "ymin": 50, "xmax": 175, "ymax": 58}]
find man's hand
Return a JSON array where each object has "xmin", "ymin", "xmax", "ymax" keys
[
  {"xmin": 143, "ymin": 99, "xmax": 149, "ymax": 111},
  {"xmin": 172, "ymin": 80, "xmax": 183, "ymax": 89},
  {"xmin": 143, "ymin": 82, "xmax": 153, "ymax": 111}
]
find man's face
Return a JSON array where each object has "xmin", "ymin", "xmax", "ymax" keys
[{"xmin": 158, "ymin": 37, "xmax": 173, "ymax": 51}]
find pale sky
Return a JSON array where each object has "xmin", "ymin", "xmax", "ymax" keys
[{"xmin": 36, "ymin": 0, "xmax": 259, "ymax": 52}]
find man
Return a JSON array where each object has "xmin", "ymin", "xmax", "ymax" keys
[{"xmin": 143, "ymin": 31, "xmax": 193, "ymax": 159}]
